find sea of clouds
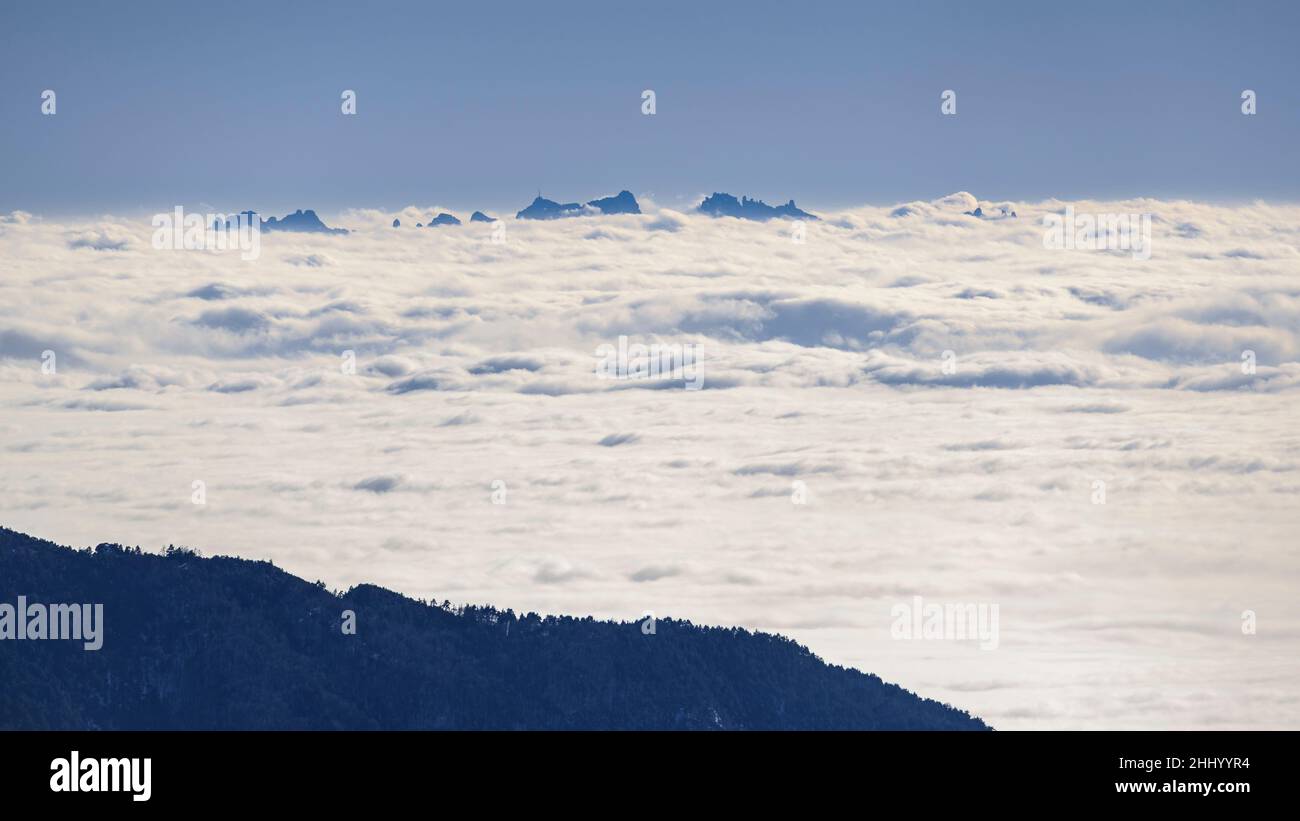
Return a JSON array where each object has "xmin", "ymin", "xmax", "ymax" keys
[{"xmin": 1, "ymin": 191, "xmax": 1297, "ymax": 729}]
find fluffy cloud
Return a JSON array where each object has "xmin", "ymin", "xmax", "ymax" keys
[{"xmin": 1, "ymin": 194, "xmax": 1297, "ymax": 730}]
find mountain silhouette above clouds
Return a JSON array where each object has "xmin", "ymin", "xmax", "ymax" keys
[
  {"xmin": 221, "ymin": 190, "xmax": 831, "ymax": 233},
  {"xmin": 259, "ymin": 208, "xmax": 350, "ymax": 235},
  {"xmin": 698, "ymin": 193, "xmax": 818, "ymax": 221},
  {"xmin": 516, "ymin": 190, "xmax": 642, "ymax": 219}
]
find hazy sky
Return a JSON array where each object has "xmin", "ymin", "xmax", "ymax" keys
[{"xmin": 2, "ymin": 0, "xmax": 1298, "ymax": 215}]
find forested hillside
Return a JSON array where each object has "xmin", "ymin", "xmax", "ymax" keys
[{"xmin": 0, "ymin": 527, "xmax": 988, "ymax": 730}]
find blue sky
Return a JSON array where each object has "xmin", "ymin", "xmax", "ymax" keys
[{"xmin": 2, "ymin": 0, "xmax": 1297, "ymax": 215}]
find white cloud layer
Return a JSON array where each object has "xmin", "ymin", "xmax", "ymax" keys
[{"xmin": 2, "ymin": 193, "xmax": 1298, "ymax": 729}]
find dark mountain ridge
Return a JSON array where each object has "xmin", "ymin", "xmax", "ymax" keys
[
  {"xmin": 215, "ymin": 209, "xmax": 349, "ymax": 234},
  {"xmin": 260, "ymin": 208, "xmax": 349, "ymax": 235},
  {"xmin": 698, "ymin": 193, "xmax": 818, "ymax": 221},
  {"xmin": 0, "ymin": 526, "xmax": 987, "ymax": 730},
  {"xmin": 516, "ymin": 190, "xmax": 642, "ymax": 220}
]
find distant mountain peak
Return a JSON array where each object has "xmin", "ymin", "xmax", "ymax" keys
[
  {"xmin": 587, "ymin": 190, "xmax": 641, "ymax": 215},
  {"xmin": 516, "ymin": 190, "xmax": 641, "ymax": 219},
  {"xmin": 258, "ymin": 209, "xmax": 349, "ymax": 235},
  {"xmin": 516, "ymin": 195, "xmax": 584, "ymax": 220},
  {"xmin": 426, "ymin": 212, "xmax": 462, "ymax": 227},
  {"xmin": 698, "ymin": 192, "xmax": 817, "ymax": 221},
  {"xmin": 964, "ymin": 205, "xmax": 1017, "ymax": 220}
]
